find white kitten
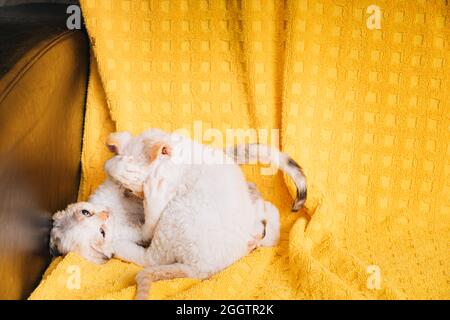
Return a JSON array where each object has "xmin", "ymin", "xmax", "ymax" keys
[
  {"xmin": 50, "ymin": 178, "xmax": 145, "ymax": 264},
  {"xmin": 104, "ymin": 129, "xmax": 306, "ymax": 299}
]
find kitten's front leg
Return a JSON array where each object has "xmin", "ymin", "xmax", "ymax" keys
[
  {"xmin": 141, "ymin": 162, "xmax": 175, "ymax": 241},
  {"xmin": 113, "ymin": 240, "xmax": 148, "ymax": 266}
]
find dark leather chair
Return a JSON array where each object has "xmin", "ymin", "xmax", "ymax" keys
[{"xmin": 0, "ymin": 4, "xmax": 89, "ymax": 299}]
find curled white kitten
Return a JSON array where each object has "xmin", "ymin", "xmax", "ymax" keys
[{"xmin": 104, "ymin": 129, "xmax": 306, "ymax": 299}]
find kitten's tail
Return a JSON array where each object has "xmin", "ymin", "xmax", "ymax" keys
[{"xmin": 226, "ymin": 144, "xmax": 307, "ymax": 211}]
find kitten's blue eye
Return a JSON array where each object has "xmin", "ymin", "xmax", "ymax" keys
[
  {"xmin": 81, "ymin": 209, "xmax": 92, "ymax": 217},
  {"xmin": 100, "ymin": 228, "xmax": 106, "ymax": 238}
]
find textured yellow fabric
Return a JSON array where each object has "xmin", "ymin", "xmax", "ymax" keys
[{"xmin": 31, "ymin": 0, "xmax": 449, "ymax": 299}]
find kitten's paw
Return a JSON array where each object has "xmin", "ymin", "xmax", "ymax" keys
[{"xmin": 143, "ymin": 173, "xmax": 174, "ymax": 220}]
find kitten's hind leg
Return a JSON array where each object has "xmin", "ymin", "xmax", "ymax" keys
[{"xmin": 135, "ymin": 264, "xmax": 209, "ymax": 300}]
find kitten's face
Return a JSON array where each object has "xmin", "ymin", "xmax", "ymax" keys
[
  {"xmin": 50, "ymin": 202, "xmax": 113, "ymax": 264},
  {"xmin": 104, "ymin": 129, "xmax": 173, "ymax": 196}
]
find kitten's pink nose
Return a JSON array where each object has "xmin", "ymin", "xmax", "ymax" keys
[{"xmin": 99, "ymin": 211, "xmax": 109, "ymax": 221}]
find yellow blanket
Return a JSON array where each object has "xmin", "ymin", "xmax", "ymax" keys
[{"xmin": 30, "ymin": 0, "xmax": 449, "ymax": 299}]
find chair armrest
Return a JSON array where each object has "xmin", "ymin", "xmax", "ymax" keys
[{"xmin": 0, "ymin": 4, "xmax": 89, "ymax": 299}]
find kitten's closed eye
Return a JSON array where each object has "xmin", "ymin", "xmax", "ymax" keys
[
  {"xmin": 100, "ymin": 227, "xmax": 106, "ymax": 238},
  {"xmin": 123, "ymin": 188, "xmax": 143, "ymax": 200},
  {"xmin": 123, "ymin": 188, "xmax": 133, "ymax": 198}
]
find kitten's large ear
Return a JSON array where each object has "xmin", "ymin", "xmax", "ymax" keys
[
  {"xmin": 52, "ymin": 209, "xmax": 67, "ymax": 221},
  {"xmin": 106, "ymin": 132, "xmax": 132, "ymax": 155},
  {"xmin": 146, "ymin": 141, "xmax": 172, "ymax": 162}
]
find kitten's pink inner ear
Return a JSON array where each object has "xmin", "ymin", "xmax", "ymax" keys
[
  {"xmin": 161, "ymin": 145, "xmax": 172, "ymax": 156},
  {"xmin": 107, "ymin": 144, "xmax": 118, "ymax": 154},
  {"xmin": 149, "ymin": 143, "xmax": 172, "ymax": 161},
  {"xmin": 106, "ymin": 139, "xmax": 119, "ymax": 154}
]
